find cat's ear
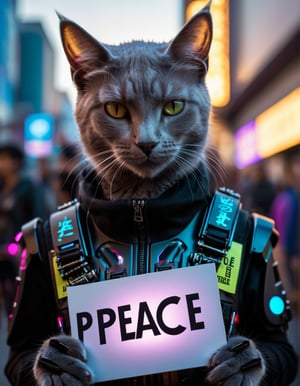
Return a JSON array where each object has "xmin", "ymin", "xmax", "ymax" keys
[
  {"xmin": 57, "ymin": 12, "xmax": 111, "ymax": 89},
  {"xmin": 166, "ymin": 2, "xmax": 212, "ymax": 72}
]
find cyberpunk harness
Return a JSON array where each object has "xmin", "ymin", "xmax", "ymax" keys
[{"xmin": 5, "ymin": 168, "xmax": 297, "ymax": 386}]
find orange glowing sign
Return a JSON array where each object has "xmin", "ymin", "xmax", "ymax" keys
[
  {"xmin": 256, "ymin": 88, "xmax": 300, "ymax": 158},
  {"xmin": 186, "ymin": 0, "xmax": 230, "ymax": 107}
]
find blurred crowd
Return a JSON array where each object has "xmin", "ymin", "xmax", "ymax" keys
[{"xmin": 0, "ymin": 141, "xmax": 81, "ymax": 317}]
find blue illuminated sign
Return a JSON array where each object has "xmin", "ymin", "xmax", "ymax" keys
[
  {"xmin": 24, "ymin": 113, "xmax": 54, "ymax": 157},
  {"xmin": 57, "ymin": 216, "xmax": 75, "ymax": 242}
]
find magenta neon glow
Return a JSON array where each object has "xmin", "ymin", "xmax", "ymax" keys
[
  {"xmin": 7, "ymin": 243, "xmax": 19, "ymax": 256},
  {"xmin": 19, "ymin": 249, "xmax": 27, "ymax": 270},
  {"xmin": 111, "ymin": 248, "xmax": 124, "ymax": 264},
  {"xmin": 57, "ymin": 316, "xmax": 64, "ymax": 331},
  {"xmin": 9, "ymin": 286, "xmax": 20, "ymax": 319},
  {"xmin": 234, "ymin": 121, "xmax": 261, "ymax": 168},
  {"xmin": 15, "ymin": 231, "xmax": 23, "ymax": 242}
]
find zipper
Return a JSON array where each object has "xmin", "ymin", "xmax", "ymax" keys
[
  {"xmin": 133, "ymin": 199, "xmax": 144, "ymax": 223},
  {"xmin": 132, "ymin": 199, "xmax": 147, "ymax": 274}
]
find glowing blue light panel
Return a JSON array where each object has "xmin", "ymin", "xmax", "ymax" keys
[{"xmin": 24, "ymin": 113, "xmax": 54, "ymax": 157}]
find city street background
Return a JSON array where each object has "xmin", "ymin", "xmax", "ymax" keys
[{"xmin": 0, "ymin": 0, "xmax": 299, "ymax": 384}]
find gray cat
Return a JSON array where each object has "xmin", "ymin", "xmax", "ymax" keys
[
  {"xmin": 5, "ymin": 3, "xmax": 297, "ymax": 386},
  {"xmin": 33, "ymin": 5, "xmax": 261, "ymax": 385}
]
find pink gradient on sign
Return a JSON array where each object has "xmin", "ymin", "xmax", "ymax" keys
[{"xmin": 68, "ymin": 265, "xmax": 227, "ymax": 383}]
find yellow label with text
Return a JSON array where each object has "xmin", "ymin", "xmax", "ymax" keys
[
  {"xmin": 52, "ymin": 256, "xmax": 68, "ymax": 299},
  {"xmin": 217, "ymin": 241, "xmax": 242, "ymax": 294}
]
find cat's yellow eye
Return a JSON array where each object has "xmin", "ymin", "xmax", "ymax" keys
[
  {"xmin": 105, "ymin": 102, "xmax": 128, "ymax": 119},
  {"xmin": 163, "ymin": 100, "xmax": 184, "ymax": 116}
]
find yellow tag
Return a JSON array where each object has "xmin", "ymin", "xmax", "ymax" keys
[
  {"xmin": 52, "ymin": 255, "xmax": 68, "ymax": 299},
  {"xmin": 217, "ymin": 241, "xmax": 243, "ymax": 294}
]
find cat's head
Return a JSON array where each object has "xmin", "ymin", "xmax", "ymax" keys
[{"xmin": 58, "ymin": 4, "xmax": 213, "ymax": 199}]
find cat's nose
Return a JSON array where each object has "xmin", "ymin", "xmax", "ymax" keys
[{"xmin": 137, "ymin": 142, "xmax": 158, "ymax": 157}]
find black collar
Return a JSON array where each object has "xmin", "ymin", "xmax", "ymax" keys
[{"xmin": 78, "ymin": 165, "xmax": 210, "ymax": 243}]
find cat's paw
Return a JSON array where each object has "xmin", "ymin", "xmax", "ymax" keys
[
  {"xmin": 206, "ymin": 335, "xmax": 265, "ymax": 386},
  {"xmin": 33, "ymin": 334, "xmax": 94, "ymax": 386}
]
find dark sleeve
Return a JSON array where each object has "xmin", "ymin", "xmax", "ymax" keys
[
  {"xmin": 12, "ymin": 180, "xmax": 38, "ymax": 232},
  {"xmin": 237, "ymin": 212, "xmax": 298, "ymax": 386},
  {"xmin": 238, "ymin": 315, "xmax": 298, "ymax": 386},
  {"xmin": 5, "ymin": 244, "xmax": 58, "ymax": 385},
  {"xmin": 257, "ymin": 338, "xmax": 298, "ymax": 386}
]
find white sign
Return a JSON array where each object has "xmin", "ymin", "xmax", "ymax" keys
[{"xmin": 68, "ymin": 264, "xmax": 226, "ymax": 383}]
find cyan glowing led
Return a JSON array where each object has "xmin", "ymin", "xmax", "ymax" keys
[{"xmin": 269, "ymin": 296, "xmax": 284, "ymax": 315}]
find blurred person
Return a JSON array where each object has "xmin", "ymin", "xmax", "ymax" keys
[
  {"xmin": 0, "ymin": 143, "xmax": 38, "ymax": 315},
  {"xmin": 52, "ymin": 143, "xmax": 82, "ymax": 204},
  {"xmin": 36, "ymin": 157, "xmax": 58, "ymax": 218},
  {"xmin": 241, "ymin": 162, "xmax": 276, "ymax": 216},
  {"xmin": 270, "ymin": 150, "xmax": 300, "ymax": 309}
]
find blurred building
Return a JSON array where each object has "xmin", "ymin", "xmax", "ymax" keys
[
  {"xmin": 54, "ymin": 91, "xmax": 80, "ymax": 145},
  {"xmin": 18, "ymin": 21, "xmax": 56, "ymax": 114},
  {"xmin": 228, "ymin": 0, "xmax": 300, "ymax": 171},
  {"xmin": 184, "ymin": 0, "xmax": 300, "ymax": 172},
  {"xmin": 0, "ymin": 0, "xmax": 77, "ymax": 159},
  {"xmin": 0, "ymin": 0, "xmax": 18, "ymax": 134}
]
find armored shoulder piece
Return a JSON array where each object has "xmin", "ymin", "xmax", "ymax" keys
[
  {"xmin": 251, "ymin": 213, "xmax": 291, "ymax": 328},
  {"xmin": 22, "ymin": 217, "xmax": 45, "ymax": 258},
  {"xmin": 250, "ymin": 213, "xmax": 278, "ymax": 259}
]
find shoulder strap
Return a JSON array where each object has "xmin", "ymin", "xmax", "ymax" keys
[
  {"xmin": 188, "ymin": 187, "xmax": 243, "ymax": 336},
  {"xmin": 191, "ymin": 187, "xmax": 241, "ymax": 265},
  {"xmin": 196, "ymin": 188, "xmax": 291, "ymax": 331},
  {"xmin": 49, "ymin": 199, "xmax": 98, "ymax": 286},
  {"xmin": 46, "ymin": 200, "xmax": 99, "ymax": 333}
]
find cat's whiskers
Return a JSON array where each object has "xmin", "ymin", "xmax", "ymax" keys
[
  {"xmin": 91, "ymin": 151, "xmax": 116, "ymax": 172},
  {"xmin": 173, "ymin": 153, "xmax": 208, "ymax": 201},
  {"xmin": 178, "ymin": 143, "xmax": 226, "ymax": 188},
  {"xmin": 92, "ymin": 155, "xmax": 127, "ymax": 199},
  {"xmin": 108, "ymin": 160, "xmax": 127, "ymax": 200},
  {"xmin": 62, "ymin": 153, "xmax": 87, "ymax": 194},
  {"xmin": 73, "ymin": 154, "xmax": 112, "ymax": 198},
  {"xmin": 205, "ymin": 147, "xmax": 227, "ymax": 189}
]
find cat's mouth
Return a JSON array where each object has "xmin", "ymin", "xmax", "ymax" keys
[{"xmin": 126, "ymin": 156, "xmax": 173, "ymax": 179}]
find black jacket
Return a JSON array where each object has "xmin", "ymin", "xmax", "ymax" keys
[{"xmin": 5, "ymin": 170, "xmax": 298, "ymax": 385}]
